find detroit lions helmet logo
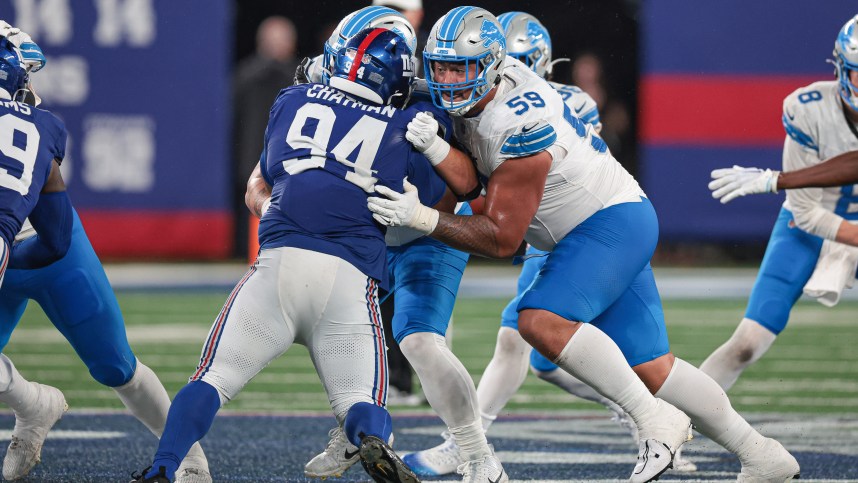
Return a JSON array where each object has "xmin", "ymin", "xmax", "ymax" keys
[
  {"xmin": 526, "ymin": 21, "xmax": 550, "ymax": 48},
  {"xmin": 479, "ymin": 19, "xmax": 505, "ymax": 49}
]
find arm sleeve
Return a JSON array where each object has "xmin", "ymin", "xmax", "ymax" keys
[{"xmin": 9, "ymin": 190, "xmax": 73, "ymax": 269}]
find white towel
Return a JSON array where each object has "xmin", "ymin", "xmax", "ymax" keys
[{"xmin": 803, "ymin": 239, "xmax": 858, "ymax": 307}]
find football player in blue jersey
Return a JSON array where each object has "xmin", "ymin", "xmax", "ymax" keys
[
  {"xmin": 249, "ymin": 8, "xmax": 505, "ymax": 481},
  {"xmin": 702, "ymin": 14, "xmax": 858, "ymax": 391},
  {"xmin": 131, "ymin": 27, "xmax": 459, "ymax": 483},
  {"xmin": 0, "ymin": 35, "xmax": 73, "ymax": 482},
  {"xmin": 370, "ymin": 7, "xmax": 800, "ymax": 482},
  {"xmin": 0, "ymin": 24, "xmax": 213, "ymax": 483}
]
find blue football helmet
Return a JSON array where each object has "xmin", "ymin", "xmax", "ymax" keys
[
  {"xmin": 424, "ymin": 7, "xmax": 506, "ymax": 116},
  {"xmin": 0, "ymin": 38, "xmax": 28, "ymax": 100},
  {"xmin": 834, "ymin": 14, "xmax": 858, "ymax": 112},
  {"xmin": 330, "ymin": 27, "xmax": 415, "ymax": 107},
  {"xmin": 322, "ymin": 6, "xmax": 416, "ymax": 84},
  {"xmin": 497, "ymin": 12, "xmax": 554, "ymax": 78}
]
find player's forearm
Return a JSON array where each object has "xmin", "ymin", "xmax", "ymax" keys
[
  {"xmin": 433, "ymin": 145, "xmax": 480, "ymax": 198},
  {"xmin": 778, "ymin": 150, "xmax": 858, "ymax": 189},
  {"xmin": 245, "ymin": 163, "xmax": 272, "ymax": 218},
  {"xmin": 431, "ymin": 212, "xmax": 519, "ymax": 259},
  {"xmin": 834, "ymin": 220, "xmax": 858, "ymax": 247}
]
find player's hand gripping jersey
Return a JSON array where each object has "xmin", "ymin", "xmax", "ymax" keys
[
  {"xmin": 0, "ymin": 98, "xmax": 66, "ymax": 249},
  {"xmin": 781, "ymin": 80, "xmax": 858, "ymax": 239},
  {"xmin": 452, "ymin": 57, "xmax": 643, "ymax": 251},
  {"xmin": 258, "ymin": 83, "xmax": 447, "ymax": 288}
]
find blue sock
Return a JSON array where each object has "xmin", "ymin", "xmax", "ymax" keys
[
  {"xmin": 146, "ymin": 381, "xmax": 221, "ymax": 480},
  {"xmin": 344, "ymin": 402, "xmax": 392, "ymax": 447}
]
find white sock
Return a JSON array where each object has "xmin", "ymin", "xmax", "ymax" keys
[
  {"xmin": 112, "ymin": 360, "xmax": 208, "ymax": 470},
  {"xmin": 699, "ymin": 318, "xmax": 777, "ymax": 391},
  {"xmin": 476, "ymin": 327, "xmax": 531, "ymax": 431},
  {"xmin": 0, "ymin": 354, "xmax": 38, "ymax": 415},
  {"xmin": 553, "ymin": 324, "xmax": 659, "ymax": 426},
  {"xmin": 400, "ymin": 332, "xmax": 490, "ymax": 460},
  {"xmin": 655, "ymin": 357, "xmax": 766, "ymax": 461}
]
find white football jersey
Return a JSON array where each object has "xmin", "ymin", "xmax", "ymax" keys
[
  {"xmin": 781, "ymin": 81, "xmax": 858, "ymax": 240},
  {"xmin": 548, "ymin": 81, "xmax": 602, "ymax": 133},
  {"xmin": 452, "ymin": 57, "xmax": 644, "ymax": 251}
]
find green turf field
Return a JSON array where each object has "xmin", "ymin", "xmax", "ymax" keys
[{"xmin": 4, "ymin": 292, "xmax": 857, "ymax": 414}]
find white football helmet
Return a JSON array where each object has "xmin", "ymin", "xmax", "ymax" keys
[
  {"xmin": 497, "ymin": 12, "xmax": 553, "ymax": 78},
  {"xmin": 423, "ymin": 6, "xmax": 506, "ymax": 116},
  {"xmin": 322, "ymin": 6, "xmax": 417, "ymax": 84},
  {"xmin": 834, "ymin": 14, "xmax": 858, "ymax": 112}
]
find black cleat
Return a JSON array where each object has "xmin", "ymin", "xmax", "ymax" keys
[
  {"xmin": 130, "ymin": 465, "xmax": 171, "ymax": 483},
  {"xmin": 359, "ymin": 435, "xmax": 421, "ymax": 483}
]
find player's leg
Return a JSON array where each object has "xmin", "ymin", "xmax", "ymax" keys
[
  {"xmin": 517, "ymin": 199, "xmax": 690, "ymax": 482},
  {"xmin": 305, "ymin": 252, "xmax": 417, "ymax": 483},
  {"xmin": 700, "ymin": 208, "xmax": 820, "ymax": 390},
  {"xmin": 596, "ymin": 260, "xmax": 798, "ymax": 481},
  {"xmin": 391, "ymin": 240, "xmax": 505, "ymax": 481},
  {"xmin": 0, "ymin": 247, "xmax": 69, "ymax": 481},
  {"xmin": 18, "ymin": 212, "xmax": 210, "ymax": 481},
  {"xmin": 136, "ymin": 251, "xmax": 293, "ymax": 482},
  {"xmin": 476, "ymin": 248, "xmax": 546, "ymax": 431}
]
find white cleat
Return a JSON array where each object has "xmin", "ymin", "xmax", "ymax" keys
[
  {"xmin": 630, "ymin": 400, "xmax": 692, "ymax": 483},
  {"xmin": 174, "ymin": 466, "xmax": 213, "ymax": 483},
  {"xmin": 457, "ymin": 454, "xmax": 507, "ymax": 483},
  {"xmin": 2, "ymin": 383, "xmax": 68, "ymax": 481},
  {"xmin": 402, "ymin": 431, "xmax": 463, "ymax": 476},
  {"xmin": 737, "ymin": 437, "xmax": 800, "ymax": 483},
  {"xmin": 671, "ymin": 443, "xmax": 698, "ymax": 473},
  {"xmin": 304, "ymin": 426, "xmax": 360, "ymax": 478}
]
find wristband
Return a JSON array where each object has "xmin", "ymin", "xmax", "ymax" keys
[{"xmin": 422, "ymin": 137, "xmax": 451, "ymax": 167}]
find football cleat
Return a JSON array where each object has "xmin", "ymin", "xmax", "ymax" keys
[
  {"xmin": 737, "ymin": 437, "xmax": 800, "ymax": 483},
  {"xmin": 630, "ymin": 400, "xmax": 692, "ymax": 483},
  {"xmin": 304, "ymin": 426, "xmax": 360, "ymax": 478},
  {"xmin": 359, "ymin": 435, "xmax": 420, "ymax": 483},
  {"xmin": 457, "ymin": 454, "xmax": 507, "ymax": 483},
  {"xmin": 2, "ymin": 383, "xmax": 68, "ymax": 481},
  {"xmin": 402, "ymin": 431, "xmax": 462, "ymax": 476},
  {"xmin": 130, "ymin": 466, "xmax": 170, "ymax": 483},
  {"xmin": 174, "ymin": 466, "xmax": 212, "ymax": 483}
]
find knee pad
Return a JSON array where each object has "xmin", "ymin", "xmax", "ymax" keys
[
  {"xmin": 398, "ymin": 332, "xmax": 444, "ymax": 362},
  {"xmin": 90, "ymin": 359, "xmax": 136, "ymax": 387}
]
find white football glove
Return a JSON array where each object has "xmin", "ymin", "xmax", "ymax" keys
[
  {"xmin": 405, "ymin": 112, "xmax": 450, "ymax": 166},
  {"xmin": 368, "ymin": 179, "xmax": 439, "ymax": 234},
  {"xmin": 709, "ymin": 165, "xmax": 780, "ymax": 204},
  {"xmin": 0, "ymin": 20, "xmax": 46, "ymax": 72}
]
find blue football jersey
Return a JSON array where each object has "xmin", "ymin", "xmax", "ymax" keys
[
  {"xmin": 0, "ymin": 100, "xmax": 67, "ymax": 247},
  {"xmin": 258, "ymin": 83, "xmax": 447, "ymax": 288}
]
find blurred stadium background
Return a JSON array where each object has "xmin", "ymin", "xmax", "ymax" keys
[{"xmin": 1, "ymin": 0, "xmax": 858, "ymax": 481}]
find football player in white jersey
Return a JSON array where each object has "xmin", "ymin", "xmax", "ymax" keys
[
  {"xmin": 369, "ymin": 7, "xmax": 800, "ymax": 482},
  {"xmin": 403, "ymin": 11, "xmax": 685, "ymax": 477},
  {"xmin": 702, "ymin": 14, "xmax": 858, "ymax": 389}
]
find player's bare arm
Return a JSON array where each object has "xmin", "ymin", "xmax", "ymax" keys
[
  {"xmin": 369, "ymin": 151, "xmax": 550, "ymax": 259},
  {"xmin": 245, "ymin": 161, "xmax": 272, "ymax": 218},
  {"xmin": 776, "ymin": 149, "xmax": 858, "ymax": 189},
  {"xmin": 41, "ymin": 160, "xmax": 66, "ymax": 193}
]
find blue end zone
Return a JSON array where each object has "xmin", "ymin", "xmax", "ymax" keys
[{"xmin": 2, "ymin": 411, "xmax": 856, "ymax": 481}]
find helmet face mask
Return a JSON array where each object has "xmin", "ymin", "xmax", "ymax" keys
[
  {"xmin": 498, "ymin": 12, "xmax": 552, "ymax": 78},
  {"xmin": 322, "ymin": 6, "xmax": 416, "ymax": 85},
  {"xmin": 424, "ymin": 7, "xmax": 506, "ymax": 116},
  {"xmin": 834, "ymin": 14, "xmax": 858, "ymax": 113},
  {"xmin": 330, "ymin": 28, "xmax": 415, "ymax": 107}
]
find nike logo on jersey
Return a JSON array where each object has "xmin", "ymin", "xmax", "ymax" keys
[
  {"xmin": 786, "ymin": 110, "xmax": 796, "ymax": 121},
  {"xmin": 573, "ymin": 104, "xmax": 586, "ymax": 114},
  {"xmin": 521, "ymin": 122, "xmax": 540, "ymax": 133},
  {"xmin": 344, "ymin": 448, "xmax": 360, "ymax": 459}
]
